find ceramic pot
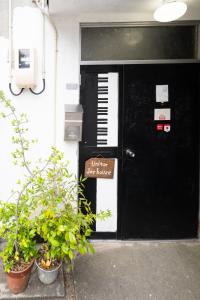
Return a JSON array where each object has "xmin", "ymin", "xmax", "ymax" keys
[
  {"xmin": 6, "ymin": 260, "xmax": 34, "ymax": 294},
  {"xmin": 35, "ymin": 260, "xmax": 61, "ymax": 284}
]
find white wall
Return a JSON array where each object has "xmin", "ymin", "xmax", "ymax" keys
[
  {"xmin": 0, "ymin": 4, "xmax": 149, "ymax": 202},
  {"xmin": 0, "ymin": 5, "xmax": 56, "ymax": 201},
  {"xmin": 0, "ymin": 4, "xmax": 199, "ymax": 211}
]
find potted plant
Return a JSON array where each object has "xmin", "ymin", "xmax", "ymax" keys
[
  {"xmin": 0, "ymin": 91, "xmax": 38, "ymax": 293},
  {"xmin": 0, "ymin": 91, "xmax": 111, "ymax": 288},
  {"xmin": 33, "ymin": 147, "xmax": 111, "ymax": 284}
]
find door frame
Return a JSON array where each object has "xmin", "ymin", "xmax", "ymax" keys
[{"xmin": 79, "ymin": 63, "xmax": 200, "ymax": 240}]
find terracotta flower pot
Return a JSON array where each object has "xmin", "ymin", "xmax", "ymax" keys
[{"xmin": 6, "ymin": 260, "xmax": 34, "ymax": 294}]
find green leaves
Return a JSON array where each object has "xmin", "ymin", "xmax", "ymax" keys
[
  {"xmin": 65, "ymin": 232, "xmax": 77, "ymax": 244},
  {"xmin": 69, "ymin": 232, "xmax": 76, "ymax": 244},
  {"xmin": 68, "ymin": 250, "xmax": 74, "ymax": 260},
  {"xmin": 0, "ymin": 91, "xmax": 111, "ymax": 272},
  {"xmin": 49, "ymin": 238, "xmax": 60, "ymax": 247},
  {"xmin": 58, "ymin": 225, "xmax": 66, "ymax": 232}
]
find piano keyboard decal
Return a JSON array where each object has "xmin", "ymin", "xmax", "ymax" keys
[{"xmin": 97, "ymin": 73, "xmax": 119, "ymax": 147}]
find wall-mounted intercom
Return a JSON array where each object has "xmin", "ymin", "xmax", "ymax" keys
[
  {"xmin": 64, "ymin": 104, "xmax": 83, "ymax": 141},
  {"xmin": 14, "ymin": 48, "xmax": 36, "ymax": 89}
]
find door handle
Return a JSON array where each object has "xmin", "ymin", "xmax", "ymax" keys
[{"xmin": 125, "ymin": 148, "xmax": 135, "ymax": 158}]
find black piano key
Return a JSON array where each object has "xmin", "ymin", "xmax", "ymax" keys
[
  {"xmin": 98, "ymin": 77, "xmax": 108, "ymax": 80},
  {"xmin": 98, "ymin": 87, "xmax": 108, "ymax": 90},
  {"xmin": 98, "ymin": 101, "xmax": 108, "ymax": 104},
  {"xmin": 97, "ymin": 142, "xmax": 107, "ymax": 146},
  {"xmin": 97, "ymin": 128, "xmax": 108, "ymax": 131},
  {"xmin": 97, "ymin": 142, "xmax": 107, "ymax": 145},
  {"xmin": 98, "ymin": 79, "xmax": 108, "ymax": 83},
  {"xmin": 97, "ymin": 122, "xmax": 108, "ymax": 124},
  {"xmin": 97, "ymin": 113, "xmax": 108, "ymax": 116},
  {"xmin": 97, "ymin": 109, "xmax": 108, "ymax": 112}
]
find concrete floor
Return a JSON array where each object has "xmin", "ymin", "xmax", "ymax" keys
[
  {"xmin": 73, "ymin": 241, "xmax": 200, "ymax": 300},
  {"xmin": 1, "ymin": 241, "xmax": 200, "ymax": 300}
]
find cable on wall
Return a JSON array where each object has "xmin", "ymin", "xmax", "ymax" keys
[
  {"xmin": 9, "ymin": 83, "xmax": 24, "ymax": 96},
  {"xmin": 29, "ymin": 78, "xmax": 45, "ymax": 94},
  {"xmin": 33, "ymin": 0, "xmax": 58, "ymax": 145}
]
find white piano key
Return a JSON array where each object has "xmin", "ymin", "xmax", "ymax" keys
[
  {"xmin": 98, "ymin": 73, "xmax": 108, "ymax": 78},
  {"xmin": 98, "ymin": 82, "xmax": 108, "ymax": 87},
  {"xmin": 97, "ymin": 125, "xmax": 108, "ymax": 129},
  {"xmin": 97, "ymin": 117, "xmax": 107, "ymax": 121},
  {"xmin": 97, "ymin": 103, "xmax": 108, "ymax": 107},
  {"xmin": 98, "ymin": 94, "xmax": 108, "ymax": 99}
]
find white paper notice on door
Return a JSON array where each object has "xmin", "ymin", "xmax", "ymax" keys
[
  {"xmin": 154, "ymin": 108, "xmax": 171, "ymax": 121},
  {"xmin": 156, "ymin": 85, "xmax": 169, "ymax": 103}
]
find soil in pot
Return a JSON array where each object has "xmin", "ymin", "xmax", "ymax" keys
[
  {"xmin": 6, "ymin": 259, "xmax": 34, "ymax": 294},
  {"xmin": 35, "ymin": 259, "xmax": 61, "ymax": 285},
  {"xmin": 36, "ymin": 245, "xmax": 61, "ymax": 284}
]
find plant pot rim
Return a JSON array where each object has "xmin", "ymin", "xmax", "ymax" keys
[
  {"xmin": 35, "ymin": 260, "xmax": 62, "ymax": 273},
  {"xmin": 6, "ymin": 259, "xmax": 35, "ymax": 274}
]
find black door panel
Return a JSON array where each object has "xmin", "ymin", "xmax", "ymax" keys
[{"xmin": 121, "ymin": 64, "xmax": 199, "ymax": 239}]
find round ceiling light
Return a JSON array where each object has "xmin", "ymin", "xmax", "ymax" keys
[{"xmin": 154, "ymin": 1, "xmax": 187, "ymax": 22}]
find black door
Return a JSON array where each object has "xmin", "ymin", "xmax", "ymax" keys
[
  {"xmin": 79, "ymin": 65, "xmax": 123, "ymax": 239},
  {"xmin": 121, "ymin": 64, "xmax": 199, "ymax": 239}
]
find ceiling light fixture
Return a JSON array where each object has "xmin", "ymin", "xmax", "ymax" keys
[{"xmin": 154, "ymin": 1, "xmax": 187, "ymax": 22}]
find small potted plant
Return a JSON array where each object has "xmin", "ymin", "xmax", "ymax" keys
[
  {"xmin": 33, "ymin": 147, "xmax": 111, "ymax": 284},
  {"xmin": 0, "ymin": 91, "xmax": 38, "ymax": 294}
]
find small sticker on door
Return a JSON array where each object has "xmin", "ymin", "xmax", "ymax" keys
[
  {"xmin": 156, "ymin": 85, "xmax": 169, "ymax": 103},
  {"xmin": 156, "ymin": 124, "xmax": 163, "ymax": 131},
  {"xmin": 154, "ymin": 109, "xmax": 171, "ymax": 121},
  {"xmin": 164, "ymin": 124, "xmax": 171, "ymax": 132}
]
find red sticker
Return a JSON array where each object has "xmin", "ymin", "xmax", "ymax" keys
[{"xmin": 156, "ymin": 124, "xmax": 163, "ymax": 131}]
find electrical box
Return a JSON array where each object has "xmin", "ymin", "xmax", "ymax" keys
[
  {"xmin": 14, "ymin": 48, "xmax": 36, "ymax": 88},
  {"xmin": 64, "ymin": 104, "xmax": 83, "ymax": 141}
]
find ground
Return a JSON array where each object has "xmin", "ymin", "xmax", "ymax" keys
[{"xmin": 1, "ymin": 241, "xmax": 200, "ymax": 300}]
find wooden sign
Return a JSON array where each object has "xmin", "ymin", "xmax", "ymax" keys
[{"xmin": 84, "ymin": 158, "xmax": 115, "ymax": 179}]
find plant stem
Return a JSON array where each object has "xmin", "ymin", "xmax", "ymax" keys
[
  {"xmin": 14, "ymin": 181, "xmax": 31, "ymax": 253},
  {"xmin": 14, "ymin": 160, "xmax": 51, "ymax": 251},
  {"xmin": 12, "ymin": 110, "xmax": 33, "ymax": 177}
]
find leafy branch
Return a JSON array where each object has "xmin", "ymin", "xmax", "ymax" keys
[{"xmin": 0, "ymin": 92, "xmax": 44, "ymax": 261}]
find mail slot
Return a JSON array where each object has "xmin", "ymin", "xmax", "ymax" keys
[{"xmin": 64, "ymin": 104, "xmax": 83, "ymax": 141}]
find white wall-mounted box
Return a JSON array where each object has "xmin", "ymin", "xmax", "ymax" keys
[{"xmin": 14, "ymin": 48, "xmax": 36, "ymax": 88}]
